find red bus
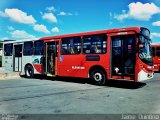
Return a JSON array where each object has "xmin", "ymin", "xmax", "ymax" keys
[
  {"xmin": 151, "ymin": 44, "xmax": 160, "ymax": 71},
  {"xmin": 3, "ymin": 26, "xmax": 154, "ymax": 85}
]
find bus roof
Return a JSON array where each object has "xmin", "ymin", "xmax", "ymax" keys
[
  {"xmin": 39, "ymin": 26, "xmax": 144, "ymax": 40},
  {"xmin": 2, "ymin": 39, "xmax": 38, "ymax": 44}
]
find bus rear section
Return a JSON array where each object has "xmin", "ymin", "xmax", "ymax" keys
[
  {"xmin": 151, "ymin": 44, "xmax": 160, "ymax": 71},
  {"xmin": 2, "ymin": 39, "xmax": 57, "ymax": 78},
  {"xmin": 2, "ymin": 40, "xmax": 44, "ymax": 78}
]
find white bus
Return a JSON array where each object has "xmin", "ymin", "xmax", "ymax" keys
[
  {"xmin": 0, "ymin": 42, "xmax": 2, "ymax": 67},
  {"xmin": 2, "ymin": 39, "xmax": 44, "ymax": 77}
]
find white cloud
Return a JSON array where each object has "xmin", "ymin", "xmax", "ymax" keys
[
  {"xmin": 40, "ymin": 12, "xmax": 43, "ymax": 15},
  {"xmin": 122, "ymin": 10, "xmax": 126, "ymax": 13},
  {"xmin": 33, "ymin": 24, "xmax": 50, "ymax": 34},
  {"xmin": 151, "ymin": 32, "xmax": 160, "ymax": 38},
  {"xmin": 68, "ymin": 13, "xmax": 73, "ymax": 16},
  {"xmin": 42, "ymin": 13, "xmax": 57, "ymax": 23},
  {"xmin": 58, "ymin": 11, "xmax": 74, "ymax": 16},
  {"xmin": 51, "ymin": 27, "xmax": 59, "ymax": 32},
  {"xmin": 58, "ymin": 12, "xmax": 66, "ymax": 16},
  {"xmin": 0, "ymin": 11, "xmax": 7, "ymax": 17},
  {"xmin": 114, "ymin": 2, "xmax": 160, "ymax": 21},
  {"xmin": 2, "ymin": 8, "xmax": 36, "ymax": 24},
  {"xmin": 10, "ymin": 30, "xmax": 36, "ymax": 39},
  {"xmin": 114, "ymin": 13, "xmax": 129, "ymax": 21},
  {"xmin": 8, "ymin": 26, "xmax": 14, "ymax": 31},
  {"xmin": 152, "ymin": 21, "xmax": 160, "ymax": 26},
  {"xmin": 46, "ymin": 6, "xmax": 56, "ymax": 12}
]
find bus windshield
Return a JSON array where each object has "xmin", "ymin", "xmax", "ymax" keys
[{"xmin": 138, "ymin": 28, "xmax": 153, "ymax": 66}]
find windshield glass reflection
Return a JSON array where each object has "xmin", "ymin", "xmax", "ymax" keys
[{"xmin": 139, "ymin": 35, "xmax": 153, "ymax": 66}]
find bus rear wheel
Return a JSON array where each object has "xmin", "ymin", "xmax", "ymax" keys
[
  {"xmin": 25, "ymin": 65, "xmax": 34, "ymax": 78},
  {"xmin": 90, "ymin": 70, "xmax": 106, "ymax": 86}
]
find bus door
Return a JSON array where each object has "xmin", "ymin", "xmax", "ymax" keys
[
  {"xmin": 13, "ymin": 44, "xmax": 22, "ymax": 72},
  {"xmin": 45, "ymin": 41, "xmax": 58, "ymax": 76},
  {"xmin": 111, "ymin": 34, "xmax": 136, "ymax": 80}
]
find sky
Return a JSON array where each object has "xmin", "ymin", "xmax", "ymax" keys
[{"xmin": 0, "ymin": 0, "xmax": 160, "ymax": 43}]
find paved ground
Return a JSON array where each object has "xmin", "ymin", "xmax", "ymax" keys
[
  {"xmin": 0, "ymin": 67, "xmax": 19, "ymax": 80},
  {"xmin": 0, "ymin": 73, "xmax": 159, "ymax": 116}
]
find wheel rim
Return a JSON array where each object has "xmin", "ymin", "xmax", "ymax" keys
[
  {"xmin": 26, "ymin": 68, "xmax": 32, "ymax": 77},
  {"xmin": 93, "ymin": 72, "xmax": 102, "ymax": 82}
]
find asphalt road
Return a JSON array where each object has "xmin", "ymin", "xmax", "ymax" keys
[{"xmin": 0, "ymin": 73, "xmax": 160, "ymax": 115}]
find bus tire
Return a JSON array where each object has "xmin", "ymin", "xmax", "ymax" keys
[
  {"xmin": 25, "ymin": 65, "xmax": 34, "ymax": 78},
  {"xmin": 90, "ymin": 70, "xmax": 106, "ymax": 86}
]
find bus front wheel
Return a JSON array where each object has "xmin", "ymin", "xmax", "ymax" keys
[
  {"xmin": 90, "ymin": 70, "xmax": 106, "ymax": 86},
  {"xmin": 25, "ymin": 65, "xmax": 34, "ymax": 78}
]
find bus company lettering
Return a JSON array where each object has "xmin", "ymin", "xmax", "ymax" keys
[{"xmin": 72, "ymin": 66, "xmax": 85, "ymax": 70}]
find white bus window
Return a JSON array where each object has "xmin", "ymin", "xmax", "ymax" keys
[
  {"xmin": 23, "ymin": 41, "xmax": 33, "ymax": 56},
  {"xmin": 15, "ymin": 45, "xmax": 22, "ymax": 57},
  {"xmin": 4, "ymin": 43, "xmax": 13, "ymax": 56},
  {"xmin": 34, "ymin": 41, "xmax": 44, "ymax": 55}
]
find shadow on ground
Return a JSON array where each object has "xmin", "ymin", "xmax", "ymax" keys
[
  {"xmin": 105, "ymin": 80, "xmax": 146, "ymax": 89},
  {"xmin": 25, "ymin": 75, "xmax": 146, "ymax": 89}
]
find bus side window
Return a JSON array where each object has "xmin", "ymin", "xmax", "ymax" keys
[
  {"xmin": 61, "ymin": 37, "xmax": 81, "ymax": 55},
  {"xmin": 83, "ymin": 34, "xmax": 107, "ymax": 54},
  {"xmin": 152, "ymin": 47, "xmax": 155, "ymax": 57},
  {"xmin": 156, "ymin": 47, "xmax": 160, "ymax": 57},
  {"xmin": 61, "ymin": 47, "xmax": 68, "ymax": 54},
  {"xmin": 15, "ymin": 45, "xmax": 22, "ymax": 57},
  {"xmin": 23, "ymin": 41, "xmax": 33, "ymax": 56},
  {"xmin": 4, "ymin": 43, "xmax": 13, "ymax": 56},
  {"xmin": 34, "ymin": 41, "xmax": 44, "ymax": 55}
]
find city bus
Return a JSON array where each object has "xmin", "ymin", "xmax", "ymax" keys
[
  {"xmin": 2, "ymin": 39, "xmax": 39, "ymax": 72},
  {"xmin": 3, "ymin": 26, "xmax": 153, "ymax": 85},
  {"xmin": 151, "ymin": 44, "xmax": 160, "ymax": 71}
]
